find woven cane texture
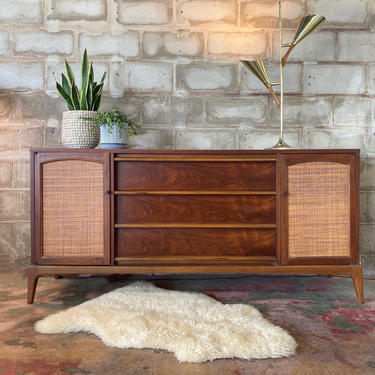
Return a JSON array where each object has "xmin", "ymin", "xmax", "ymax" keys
[
  {"xmin": 288, "ymin": 162, "xmax": 350, "ymax": 258},
  {"xmin": 42, "ymin": 160, "xmax": 104, "ymax": 258},
  {"xmin": 61, "ymin": 111, "xmax": 99, "ymax": 148}
]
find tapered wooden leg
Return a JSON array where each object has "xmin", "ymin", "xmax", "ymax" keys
[
  {"xmin": 27, "ymin": 275, "xmax": 39, "ymax": 304},
  {"xmin": 351, "ymin": 266, "xmax": 364, "ymax": 303}
]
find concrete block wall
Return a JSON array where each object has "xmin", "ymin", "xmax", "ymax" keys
[{"xmin": 0, "ymin": 0, "xmax": 375, "ymax": 274}]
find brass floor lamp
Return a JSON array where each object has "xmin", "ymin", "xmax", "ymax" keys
[{"xmin": 241, "ymin": 1, "xmax": 325, "ymax": 149}]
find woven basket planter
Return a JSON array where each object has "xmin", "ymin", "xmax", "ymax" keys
[{"xmin": 61, "ymin": 111, "xmax": 99, "ymax": 148}]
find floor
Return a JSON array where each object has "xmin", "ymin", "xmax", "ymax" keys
[{"xmin": 0, "ymin": 272, "xmax": 374, "ymax": 375}]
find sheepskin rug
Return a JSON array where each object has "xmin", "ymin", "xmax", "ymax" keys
[{"xmin": 35, "ymin": 281, "xmax": 297, "ymax": 363}]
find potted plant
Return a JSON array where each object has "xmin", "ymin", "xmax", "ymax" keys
[
  {"xmin": 90, "ymin": 109, "xmax": 140, "ymax": 149},
  {"xmin": 56, "ymin": 49, "xmax": 106, "ymax": 148}
]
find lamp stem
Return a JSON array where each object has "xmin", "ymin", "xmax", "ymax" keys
[
  {"xmin": 279, "ymin": 0, "xmax": 284, "ymax": 143},
  {"xmin": 270, "ymin": 0, "xmax": 291, "ymax": 148}
]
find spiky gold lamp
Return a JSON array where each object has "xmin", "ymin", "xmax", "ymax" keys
[{"xmin": 241, "ymin": 1, "xmax": 326, "ymax": 149}]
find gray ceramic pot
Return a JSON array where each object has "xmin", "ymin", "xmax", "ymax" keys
[{"xmin": 98, "ymin": 123, "xmax": 128, "ymax": 149}]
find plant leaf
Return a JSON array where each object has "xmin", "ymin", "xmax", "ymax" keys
[
  {"xmin": 100, "ymin": 71, "xmax": 107, "ymax": 85},
  {"xmin": 80, "ymin": 49, "xmax": 89, "ymax": 110},
  {"xmin": 89, "ymin": 62, "xmax": 94, "ymax": 85},
  {"xmin": 64, "ymin": 60, "xmax": 75, "ymax": 86},
  {"xmin": 61, "ymin": 73, "xmax": 71, "ymax": 94},
  {"xmin": 93, "ymin": 96, "xmax": 102, "ymax": 111},
  {"xmin": 71, "ymin": 84, "xmax": 80, "ymax": 110},
  {"xmin": 56, "ymin": 82, "xmax": 74, "ymax": 110},
  {"xmin": 87, "ymin": 82, "xmax": 93, "ymax": 110},
  {"xmin": 93, "ymin": 83, "xmax": 103, "ymax": 97},
  {"xmin": 92, "ymin": 87, "xmax": 103, "ymax": 111}
]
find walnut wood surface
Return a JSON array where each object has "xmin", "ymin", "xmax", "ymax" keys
[
  {"xmin": 114, "ymin": 190, "xmax": 277, "ymax": 195},
  {"xmin": 116, "ymin": 228, "xmax": 276, "ymax": 257},
  {"xmin": 115, "ymin": 161, "xmax": 276, "ymax": 191},
  {"xmin": 28, "ymin": 149, "xmax": 362, "ymax": 303},
  {"xmin": 25, "ymin": 264, "xmax": 364, "ymax": 304},
  {"xmin": 115, "ymin": 195, "xmax": 276, "ymax": 224}
]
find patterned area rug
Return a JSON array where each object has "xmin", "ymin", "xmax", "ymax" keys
[
  {"xmin": 0, "ymin": 273, "xmax": 374, "ymax": 374},
  {"xmin": 35, "ymin": 281, "xmax": 297, "ymax": 363}
]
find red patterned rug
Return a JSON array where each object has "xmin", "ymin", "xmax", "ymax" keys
[{"xmin": 0, "ymin": 272, "xmax": 374, "ymax": 374}]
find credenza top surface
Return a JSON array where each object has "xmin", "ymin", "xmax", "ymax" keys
[{"xmin": 30, "ymin": 148, "xmax": 360, "ymax": 155}]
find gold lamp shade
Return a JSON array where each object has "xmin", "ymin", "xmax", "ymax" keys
[
  {"xmin": 241, "ymin": 60, "xmax": 280, "ymax": 108},
  {"xmin": 293, "ymin": 15, "xmax": 326, "ymax": 45},
  {"xmin": 282, "ymin": 15, "xmax": 326, "ymax": 66}
]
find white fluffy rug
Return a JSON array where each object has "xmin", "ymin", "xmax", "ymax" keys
[{"xmin": 35, "ymin": 282, "xmax": 297, "ymax": 363}]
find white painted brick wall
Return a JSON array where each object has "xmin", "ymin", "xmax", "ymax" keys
[
  {"xmin": 241, "ymin": 0, "xmax": 303, "ymax": 28},
  {"xmin": 116, "ymin": 0, "xmax": 172, "ymax": 25},
  {"xmin": 206, "ymin": 96, "xmax": 268, "ymax": 126},
  {"xmin": 303, "ymin": 64, "xmax": 366, "ymax": 95},
  {"xmin": 176, "ymin": 129, "xmax": 237, "ymax": 149},
  {"xmin": 269, "ymin": 96, "xmax": 333, "ymax": 127},
  {"xmin": 79, "ymin": 32, "xmax": 139, "ymax": 58},
  {"xmin": 239, "ymin": 129, "xmax": 300, "ymax": 149},
  {"xmin": 170, "ymin": 97, "xmax": 204, "ymax": 126},
  {"xmin": 273, "ymin": 31, "xmax": 335, "ymax": 62},
  {"xmin": 141, "ymin": 96, "xmax": 170, "ymax": 125},
  {"xmin": 303, "ymin": 128, "xmax": 367, "ymax": 150},
  {"xmin": 367, "ymin": 65, "xmax": 375, "ymax": 95},
  {"xmin": 0, "ymin": 63, "xmax": 44, "ymax": 90},
  {"xmin": 0, "ymin": 30, "xmax": 9, "ymax": 56},
  {"xmin": 128, "ymin": 128, "xmax": 174, "ymax": 149},
  {"xmin": 47, "ymin": 0, "xmax": 107, "ymax": 21},
  {"xmin": 178, "ymin": 0, "xmax": 237, "ymax": 25},
  {"xmin": 240, "ymin": 63, "xmax": 302, "ymax": 94},
  {"xmin": 306, "ymin": 0, "xmax": 367, "ymax": 25},
  {"xmin": 14, "ymin": 30, "xmax": 74, "ymax": 56},
  {"xmin": 208, "ymin": 33, "xmax": 267, "ymax": 57},
  {"xmin": 333, "ymin": 97, "xmax": 372, "ymax": 127},
  {"xmin": 176, "ymin": 63, "xmax": 237, "ymax": 92},
  {"xmin": 111, "ymin": 62, "xmax": 173, "ymax": 95},
  {"xmin": 338, "ymin": 32, "xmax": 375, "ymax": 62},
  {"xmin": 0, "ymin": 0, "xmax": 42, "ymax": 24},
  {"xmin": 143, "ymin": 32, "xmax": 203, "ymax": 58}
]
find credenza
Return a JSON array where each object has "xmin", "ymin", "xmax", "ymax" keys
[{"xmin": 25, "ymin": 149, "xmax": 363, "ymax": 303}]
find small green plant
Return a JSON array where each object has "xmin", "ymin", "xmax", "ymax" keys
[
  {"xmin": 56, "ymin": 49, "xmax": 106, "ymax": 111},
  {"xmin": 89, "ymin": 109, "xmax": 140, "ymax": 137}
]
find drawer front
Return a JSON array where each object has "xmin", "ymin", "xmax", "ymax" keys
[
  {"xmin": 116, "ymin": 228, "xmax": 276, "ymax": 257},
  {"xmin": 115, "ymin": 195, "xmax": 276, "ymax": 224},
  {"xmin": 115, "ymin": 161, "xmax": 276, "ymax": 191}
]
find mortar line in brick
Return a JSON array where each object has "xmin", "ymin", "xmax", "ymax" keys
[
  {"xmin": 236, "ymin": 0, "xmax": 241, "ymax": 27},
  {"xmin": 202, "ymin": 96, "xmax": 207, "ymax": 127},
  {"xmin": 41, "ymin": 0, "xmax": 46, "ymax": 27},
  {"xmin": 9, "ymin": 24, "xmax": 14, "ymax": 59},
  {"xmin": 172, "ymin": 0, "xmax": 177, "ymax": 25}
]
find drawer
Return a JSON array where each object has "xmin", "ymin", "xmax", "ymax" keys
[
  {"xmin": 116, "ymin": 228, "xmax": 276, "ymax": 257},
  {"xmin": 115, "ymin": 195, "xmax": 276, "ymax": 224},
  {"xmin": 115, "ymin": 161, "xmax": 276, "ymax": 191}
]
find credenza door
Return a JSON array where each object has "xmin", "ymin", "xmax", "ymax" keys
[
  {"xmin": 32, "ymin": 152, "xmax": 110, "ymax": 265},
  {"xmin": 279, "ymin": 153, "xmax": 359, "ymax": 265}
]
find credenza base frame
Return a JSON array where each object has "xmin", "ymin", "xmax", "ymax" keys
[{"xmin": 25, "ymin": 264, "xmax": 364, "ymax": 304}]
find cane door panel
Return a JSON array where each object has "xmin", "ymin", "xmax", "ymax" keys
[
  {"xmin": 279, "ymin": 153, "xmax": 358, "ymax": 265},
  {"xmin": 34, "ymin": 153, "xmax": 110, "ymax": 265}
]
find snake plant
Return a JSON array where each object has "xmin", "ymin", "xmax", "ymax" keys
[{"xmin": 56, "ymin": 49, "xmax": 107, "ymax": 111}]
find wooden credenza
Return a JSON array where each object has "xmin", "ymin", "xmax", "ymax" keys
[{"xmin": 26, "ymin": 149, "xmax": 363, "ymax": 303}]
